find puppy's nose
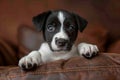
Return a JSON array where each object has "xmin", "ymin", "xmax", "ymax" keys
[{"xmin": 55, "ymin": 38, "xmax": 68, "ymax": 47}]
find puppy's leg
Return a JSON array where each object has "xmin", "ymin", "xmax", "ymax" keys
[
  {"xmin": 78, "ymin": 43, "xmax": 99, "ymax": 59},
  {"xmin": 18, "ymin": 51, "xmax": 42, "ymax": 70}
]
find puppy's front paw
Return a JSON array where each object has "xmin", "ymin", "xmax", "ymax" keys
[
  {"xmin": 78, "ymin": 43, "xmax": 99, "ymax": 59},
  {"xmin": 18, "ymin": 51, "xmax": 42, "ymax": 70}
]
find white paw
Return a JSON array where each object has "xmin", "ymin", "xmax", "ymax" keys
[
  {"xmin": 18, "ymin": 51, "xmax": 42, "ymax": 70},
  {"xmin": 78, "ymin": 43, "xmax": 99, "ymax": 59}
]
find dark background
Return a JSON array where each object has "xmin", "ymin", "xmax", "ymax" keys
[{"xmin": 0, "ymin": 0, "xmax": 120, "ymax": 46}]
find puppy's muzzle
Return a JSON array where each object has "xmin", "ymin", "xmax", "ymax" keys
[{"xmin": 55, "ymin": 38, "xmax": 69, "ymax": 47}]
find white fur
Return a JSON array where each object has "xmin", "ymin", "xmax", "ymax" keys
[
  {"xmin": 78, "ymin": 43, "xmax": 99, "ymax": 57},
  {"xmin": 19, "ymin": 42, "xmax": 99, "ymax": 68},
  {"xmin": 18, "ymin": 51, "xmax": 42, "ymax": 69},
  {"xmin": 39, "ymin": 43, "xmax": 77, "ymax": 63},
  {"xmin": 51, "ymin": 12, "xmax": 69, "ymax": 50}
]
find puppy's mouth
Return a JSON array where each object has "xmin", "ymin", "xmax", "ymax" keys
[
  {"xmin": 51, "ymin": 42, "xmax": 73, "ymax": 52},
  {"xmin": 57, "ymin": 43, "xmax": 72, "ymax": 51},
  {"xmin": 49, "ymin": 38, "xmax": 74, "ymax": 52}
]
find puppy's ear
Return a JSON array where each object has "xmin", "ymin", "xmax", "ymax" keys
[
  {"xmin": 74, "ymin": 13, "xmax": 88, "ymax": 32},
  {"xmin": 32, "ymin": 11, "xmax": 51, "ymax": 31}
]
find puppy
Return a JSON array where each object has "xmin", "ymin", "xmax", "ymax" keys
[{"xmin": 19, "ymin": 10, "xmax": 99, "ymax": 70}]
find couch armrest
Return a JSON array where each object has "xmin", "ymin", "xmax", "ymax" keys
[{"xmin": 0, "ymin": 53, "xmax": 120, "ymax": 80}]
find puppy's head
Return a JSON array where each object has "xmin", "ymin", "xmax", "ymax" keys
[{"xmin": 32, "ymin": 10, "xmax": 88, "ymax": 51}]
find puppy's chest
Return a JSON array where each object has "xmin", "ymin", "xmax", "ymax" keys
[
  {"xmin": 44, "ymin": 52, "xmax": 74, "ymax": 62},
  {"xmin": 52, "ymin": 52, "xmax": 74, "ymax": 60},
  {"xmin": 43, "ymin": 51, "xmax": 77, "ymax": 63},
  {"xmin": 39, "ymin": 43, "xmax": 78, "ymax": 63}
]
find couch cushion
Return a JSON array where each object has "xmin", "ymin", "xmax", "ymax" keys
[
  {"xmin": 0, "ymin": 38, "xmax": 17, "ymax": 66},
  {"xmin": 17, "ymin": 24, "xmax": 44, "ymax": 58},
  {"xmin": 0, "ymin": 53, "xmax": 120, "ymax": 80}
]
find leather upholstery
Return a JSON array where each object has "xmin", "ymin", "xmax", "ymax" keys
[
  {"xmin": 0, "ymin": 53, "xmax": 120, "ymax": 80},
  {"xmin": 108, "ymin": 40, "xmax": 120, "ymax": 53}
]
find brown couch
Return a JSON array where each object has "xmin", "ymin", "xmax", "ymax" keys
[
  {"xmin": 0, "ymin": 53, "xmax": 120, "ymax": 80},
  {"xmin": 0, "ymin": 25, "xmax": 120, "ymax": 80}
]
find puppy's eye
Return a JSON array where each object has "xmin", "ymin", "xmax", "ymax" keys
[
  {"xmin": 68, "ymin": 25, "xmax": 75, "ymax": 30},
  {"xmin": 47, "ymin": 25, "xmax": 55, "ymax": 32}
]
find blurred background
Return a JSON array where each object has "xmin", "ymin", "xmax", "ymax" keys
[
  {"xmin": 0, "ymin": 0, "xmax": 120, "ymax": 46},
  {"xmin": 0, "ymin": 0, "xmax": 120, "ymax": 65}
]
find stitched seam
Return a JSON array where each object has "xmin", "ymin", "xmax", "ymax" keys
[{"xmin": 8, "ymin": 66, "xmax": 120, "ymax": 78}]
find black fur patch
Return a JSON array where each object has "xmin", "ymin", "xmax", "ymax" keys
[{"xmin": 32, "ymin": 10, "xmax": 88, "ymax": 51}]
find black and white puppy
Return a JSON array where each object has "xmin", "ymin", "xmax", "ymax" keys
[{"xmin": 19, "ymin": 10, "xmax": 99, "ymax": 70}]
